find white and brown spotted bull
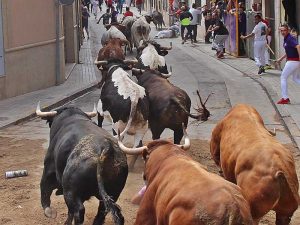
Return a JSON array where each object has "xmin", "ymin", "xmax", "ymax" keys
[
  {"xmin": 95, "ymin": 58, "xmax": 149, "ymax": 169},
  {"xmin": 132, "ymin": 69, "xmax": 210, "ymax": 144},
  {"xmin": 135, "ymin": 40, "xmax": 172, "ymax": 74},
  {"xmin": 36, "ymin": 103, "xmax": 128, "ymax": 225},
  {"xmin": 210, "ymin": 104, "xmax": 300, "ymax": 225}
]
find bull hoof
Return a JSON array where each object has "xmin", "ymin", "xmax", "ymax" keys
[{"xmin": 44, "ymin": 207, "xmax": 57, "ymax": 219}]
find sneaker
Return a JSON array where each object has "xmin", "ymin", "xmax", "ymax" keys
[
  {"xmin": 194, "ymin": 40, "xmax": 198, "ymax": 43},
  {"xmin": 181, "ymin": 40, "xmax": 185, "ymax": 44},
  {"xmin": 277, "ymin": 98, "xmax": 290, "ymax": 104},
  {"xmin": 258, "ymin": 66, "xmax": 265, "ymax": 75}
]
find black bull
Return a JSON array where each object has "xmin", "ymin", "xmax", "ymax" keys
[
  {"xmin": 132, "ymin": 69, "xmax": 211, "ymax": 144},
  {"xmin": 38, "ymin": 106, "xmax": 128, "ymax": 225}
]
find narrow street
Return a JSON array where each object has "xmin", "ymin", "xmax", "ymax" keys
[{"xmin": 0, "ymin": 10, "xmax": 300, "ymax": 225}]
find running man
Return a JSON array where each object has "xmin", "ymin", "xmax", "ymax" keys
[{"xmin": 275, "ymin": 24, "xmax": 300, "ymax": 104}]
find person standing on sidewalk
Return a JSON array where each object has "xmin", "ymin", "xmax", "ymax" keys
[
  {"xmin": 203, "ymin": 5, "xmax": 212, "ymax": 43},
  {"xmin": 275, "ymin": 24, "xmax": 300, "ymax": 104},
  {"xmin": 136, "ymin": 0, "xmax": 143, "ymax": 14},
  {"xmin": 241, "ymin": 14, "xmax": 268, "ymax": 75},
  {"xmin": 262, "ymin": 18, "xmax": 272, "ymax": 69},
  {"xmin": 180, "ymin": 6, "xmax": 193, "ymax": 44},
  {"xmin": 84, "ymin": 0, "xmax": 91, "ymax": 12},
  {"xmin": 189, "ymin": 3, "xmax": 205, "ymax": 43},
  {"xmin": 208, "ymin": 13, "xmax": 229, "ymax": 58},
  {"xmin": 82, "ymin": 7, "xmax": 90, "ymax": 39}
]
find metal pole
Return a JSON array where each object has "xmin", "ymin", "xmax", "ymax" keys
[{"xmin": 55, "ymin": 0, "xmax": 61, "ymax": 85}]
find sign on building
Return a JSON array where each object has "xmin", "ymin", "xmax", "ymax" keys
[{"xmin": 0, "ymin": 1, "xmax": 4, "ymax": 76}]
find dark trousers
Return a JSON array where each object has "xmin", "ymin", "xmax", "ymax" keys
[
  {"xmin": 204, "ymin": 20, "xmax": 211, "ymax": 42},
  {"xmin": 181, "ymin": 25, "xmax": 192, "ymax": 41},
  {"xmin": 190, "ymin": 24, "xmax": 197, "ymax": 41}
]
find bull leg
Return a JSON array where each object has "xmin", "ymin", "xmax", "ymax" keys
[
  {"xmin": 276, "ymin": 214, "xmax": 292, "ymax": 225},
  {"xmin": 97, "ymin": 99, "xmax": 104, "ymax": 127},
  {"xmin": 98, "ymin": 112, "xmax": 104, "ymax": 127},
  {"xmin": 174, "ymin": 128, "xmax": 184, "ymax": 144},
  {"xmin": 40, "ymin": 169, "xmax": 58, "ymax": 219},
  {"xmin": 150, "ymin": 121, "xmax": 164, "ymax": 140},
  {"xmin": 93, "ymin": 203, "xmax": 107, "ymax": 225},
  {"xmin": 64, "ymin": 192, "xmax": 85, "ymax": 225},
  {"xmin": 128, "ymin": 127, "xmax": 147, "ymax": 171}
]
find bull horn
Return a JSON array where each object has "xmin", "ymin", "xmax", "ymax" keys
[
  {"xmin": 132, "ymin": 68, "xmax": 145, "ymax": 73},
  {"xmin": 94, "ymin": 59, "xmax": 108, "ymax": 66},
  {"xmin": 124, "ymin": 58, "xmax": 138, "ymax": 64},
  {"xmin": 36, "ymin": 101, "xmax": 57, "ymax": 118},
  {"xmin": 268, "ymin": 128, "xmax": 276, "ymax": 136},
  {"xmin": 176, "ymin": 124, "xmax": 190, "ymax": 150},
  {"xmin": 160, "ymin": 66, "xmax": 172, "ymax": 78},
  {"xmin": 85, "ymin": 103, "xmax": 97, "ymax": 118},
  {"xmin": 117, "ymin": 130, "xmax": 148, "ymax": 155},
  {"xmin": 160, "ymin": 42, "xmax": 173, "ymax": 50}
]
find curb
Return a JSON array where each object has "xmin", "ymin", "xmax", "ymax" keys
[{"xmin": 0, "ymin": 81, "xmax": 100, "ymax": 130}]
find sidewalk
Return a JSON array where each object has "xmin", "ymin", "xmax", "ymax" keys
[
  {"xmin": 0, "ymin": 37, "xmax": 101, "ymax": 129},
  {"xmin": 192, "ymin": 40, "xmax": 300, "ymax": 148}
]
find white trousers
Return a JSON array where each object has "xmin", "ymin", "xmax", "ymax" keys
[
  {"xmin": 281, "ymin": 61, "xmax": 300, "ymax": 99},
  {"xmin": 254, "ymin": 40, "xmax": 266, "ymax": 67},
  {"xmin": 265, "ymin": 36, "xmax": 271, "ymax": 65}
]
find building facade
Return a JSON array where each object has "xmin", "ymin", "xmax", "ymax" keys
[{"xmin": 0, "ymin": 0, "xmax": 81, "ymax": 100}]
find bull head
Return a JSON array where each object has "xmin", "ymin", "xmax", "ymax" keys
[
  {"xmin": 117, "ymin": 124, "xmax": 190, "ymax": 155},
  {"xmin": 194, "ymin": 90, "xmax": 212, "ymax": 122}
]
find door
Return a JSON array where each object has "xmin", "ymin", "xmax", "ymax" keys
[{"xmin": 0, "ymin": 0, "xmax": 5, "ymax": 76}]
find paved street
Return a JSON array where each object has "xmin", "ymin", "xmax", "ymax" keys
[{"xmin": 1, "ymin": 7, "xmax": 300, "ymax": 225}]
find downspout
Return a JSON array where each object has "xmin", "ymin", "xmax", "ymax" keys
[{"xmin": 55, "ymin": 0, "xmax": 61, "ymax": 85}]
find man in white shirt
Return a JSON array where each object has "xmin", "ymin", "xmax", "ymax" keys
[
  {"xmin": 189, "ymin": 3, "xmax": 205, "ymax": 43},
  {"xmin": 241, "ymin": 14, "xmax": 268, "ymax": 74}
]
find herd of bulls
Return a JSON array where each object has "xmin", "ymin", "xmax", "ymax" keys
[{"xmin": 35, "ymin": 16, "xmax": 299, "ymax": 225}]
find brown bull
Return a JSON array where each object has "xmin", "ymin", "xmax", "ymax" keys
[
  {"xmin": 95, "ymin": 38, "xmax": 127, "ymax": 88},
  {"xmin": 210, "ymin": 104, "xmax": 300, "ymax": 225},
  {"xmin": 118, "ymin": 131, "xmax": 254, "ymax": 225},
  {"xmin": 95, "ymin": 38, "xmax": 126, "ymax": 66}
]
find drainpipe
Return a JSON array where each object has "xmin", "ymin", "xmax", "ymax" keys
[{"xmin": 55, "ymin": 0, "xmax": 61, "ymax": 86}]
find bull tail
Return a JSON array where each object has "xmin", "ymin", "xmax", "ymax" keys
[
  {"xmin": 119, "ymin": 90, "xmax": 139, "ymax": 138},
  {"xmin": 97, "ymin": 149, "xmax": 124, "ymax": 224},
  {"xmin": 170, "ymin": 97, "xmax": 201, "ymax": 120},
  {"xmin": 275, "ymin": 171, "xmax": 300, "ymax": 205}
]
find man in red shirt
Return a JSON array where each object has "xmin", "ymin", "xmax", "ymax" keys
[{"xmin": 123, "ymin": 7, "xmax": 133, "ymax": 17}]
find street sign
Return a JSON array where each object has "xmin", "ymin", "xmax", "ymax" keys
[{"xmin": 59, "ymin": 0, "xmax": 74, "ymax": 5}]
